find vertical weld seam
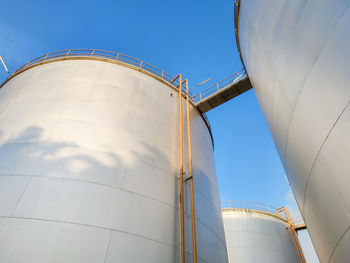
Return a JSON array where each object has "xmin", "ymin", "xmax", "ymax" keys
[
  {"xmin": 10, "ymin": 176, "xmax": 32, "ymax": 216},
  {"xmin": 0, "ymin": 100, "xmax": 13, "ymax": 121},
  {"xmin": 302, "ymin": 99, "xmax": 350, "ymax": 215},
  {"xmin": 328, "ymin": 225, "xmax": 350, "ymax": 263},
  {"xmin": 284, "ymin": 2, "xmax": 350, "ymax": 204},
  {"xmin": 104, "ymin": 230, "xmax": 113, "ymax": 263}
]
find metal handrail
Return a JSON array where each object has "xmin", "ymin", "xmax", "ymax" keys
[
  {"xmin": 222, "ymin": 200, "xmax": 305, "ymax": 226},
  {"xmin": 222, "ymin": 200, "xmax": 278, "ymax": 215},
  {"xmin": 12, "ymin": 49, "xmax": 182, "ymax": 91},
  {"xmin": 193, "ymin": 69, "xmax": 246, "ymax": 103},
  {"xmin": 293, "ymin": 217, "xmax": 304, "ymax": 226},
  {"xmin": 2, "ymin": 49, "xmax": 215, "ymax": 147}
]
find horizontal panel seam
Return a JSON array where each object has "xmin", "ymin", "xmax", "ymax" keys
[
  {"xmin": 0, "ymin": 215, "xmax": 211, "ymax": 263},
  {"xmin": 0, "ymin": 173, "xmax": 226, "ymax": 247},
  {"xmin": 0, "ymin": 215, "xmax": 175, "ymax": 249}
]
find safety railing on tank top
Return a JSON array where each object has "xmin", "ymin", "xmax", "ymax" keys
[
  {"xmin": 292, "ymin": 217, "xmax": 305, "ymax": 226},
  {"xmin": 15, "ymin": 49, "xmax": 182, "ymax": 86},
  {"xmin": 223, "ymin": 200, "xmax": 278, "ymax": 215},
  {"xmin": 13, "ymin": 49, "xmax": 201, "ymax": 102},
  {"xmin": 9, "ymin": 49, "xmax": 212, "ymax": 136},
  {"xmin": 192, "ymin": 69, "xmax": 246, "ymax": 103},
  {"xmin": 222, "ymin": 200, "xmax": 305, "ymax": 227}
]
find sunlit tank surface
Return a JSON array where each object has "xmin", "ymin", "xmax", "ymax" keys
[
  {"xmin": 235, "ymin": 1, "xmax": 350, "ymax": 262},
  {"xmin": 223, "ymin": 206, "xmax": 302, "ymax": 263},
  {"xmin": 0, "ymin": 51, "xmax": 228, "ymax": 263}
]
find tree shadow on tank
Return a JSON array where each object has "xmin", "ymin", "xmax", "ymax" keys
[
  {"xmin": 0, "ymin": 125, "xmax": 228, "ymax": 262},
  {"xmin": 0, "ymin": 126, "xmax": 181, "ymax": 246},
  {"xmin": 0, "ymin": 126, "xmax": 123, "ymax": 187}
]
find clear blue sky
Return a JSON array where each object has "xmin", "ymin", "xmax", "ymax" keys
[{"xmin": 0, "ymin": 0, "xmax": 290, "ymax": 207}]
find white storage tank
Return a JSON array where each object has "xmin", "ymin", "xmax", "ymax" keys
[
  {"xmin": 0, "ymin": 50, "xmax": 228, "ymax": 263},
  {"xmin": 222, "ymin": 201, "xmax": 303, "ymax": 263},
  {"xmin": 235, "ymin": 1, "xmax": 350, "ymax": 261}
]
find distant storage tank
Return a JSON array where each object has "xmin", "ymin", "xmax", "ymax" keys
[
  {"xmin": 0, "ymin": 50, "xmax": 228, "ymax": 263},
  {"xmin": 222, "ymin": 201, "xmax": 303, "ymax": 263},
  {"xmin": 235, "ymin": 1, "xmax": 350, "ymax": 262}
]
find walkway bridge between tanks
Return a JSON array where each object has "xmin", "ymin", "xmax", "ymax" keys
[{"xmin": 193, "ymin": 69, "xmax": 253, "ymax": 113}]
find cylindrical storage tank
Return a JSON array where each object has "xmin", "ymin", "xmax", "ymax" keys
[
  {"xmin": 222, "ymin": 202, "xmax": 302, "ymax": 263},
  {"xmin": 235, "ymin": 1, "xmax": 350, "ymax": 262},
  {"xmin": 0, "ymin": 51, "xmax": 228, "ymax": 263}
]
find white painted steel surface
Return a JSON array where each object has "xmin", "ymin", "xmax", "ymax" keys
[
  {"xmin": 0, "ymin": 59, "xmax": 228, "ymax": 263},
  {"xmin": 223, "ymin": 209, "xmax": 302, "ymax": 263},
  {"xmin": 237, "ymin": 1, "xmax": 350, "ymax": 262}
]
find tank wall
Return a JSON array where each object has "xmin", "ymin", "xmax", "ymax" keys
[
  {"xmin": 238, "ymin": 1, "xmax": 350, "ymax": 261},
  {"xmin": 222, "ymin": 209, "xmax": 301, "ymax": 263},
  {"xmin": 0, "ymin": 60, "xmax": 228, "ymax": 263}
]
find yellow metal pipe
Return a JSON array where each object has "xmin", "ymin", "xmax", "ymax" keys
[
  {"xmin": 185, "ymin": 79, "xmax": 198, "ymax": 263},
  {"xmin": 172, "ymin": 74, "xmax": 186, "ymax": 263}
]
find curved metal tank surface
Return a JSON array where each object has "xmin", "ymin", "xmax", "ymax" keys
[
  {"xmin": 236, "ymin": 0, "xmax": 350, "ymax": 262},
  {"xmin": 223, "ymin": 208, "xmax": 302, "ymax": 263},
  {"xmin": 0, "ymin": 58, "xmax": 228, "ymax": 263}
]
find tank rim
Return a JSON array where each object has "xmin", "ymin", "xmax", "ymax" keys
[
  {"xmin": 222, "ymin": 207, "xmax": 289, "ymax": 224},
  {"xmin": 234, "ymin": 0, "xmax": 246, "ymax": 71},
  {"xmin": 0, "ymin": 49, "xmax": 214, "ymax": 147}
]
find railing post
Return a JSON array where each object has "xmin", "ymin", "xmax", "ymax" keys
[
  {"xmin": 161, "ymin": 71, "xmax": 164, "ymax": 79},
  {"xmin": 65, "ymin": 50, "xmax": 71, "ymax": 57},
  {"xmin": 139, "ymin": 60, "xmax": 143, "ymax": 69},
  {"xmin": 42, "ymin": 54, "xmax": 49, "ymax": 62},
  {"xmin": 217, "ymin": 83, "xmax": 219, "ymax": 91},
  {"xmin": 115, "ymin": 53, "xmax": 119, "ymax": 60},
  {"xmin": 90, "ymin": 49, "xmax": 95, "ymax": 56}
]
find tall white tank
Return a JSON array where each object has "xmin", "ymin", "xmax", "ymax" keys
[
  {"xmin": 235, "ymin": 1, "xmax": 350, "ymax": 262},
  {"xmin": 0, "ymin": 51, "xmax": 228, "ymax": 263},
  {"xmin": 222, "ymin": 202, "xmax": 303, "ymax": 263}
]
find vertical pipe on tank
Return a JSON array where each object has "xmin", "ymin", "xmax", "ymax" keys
[
  {"xmin": 172, "ymin": 74, "xmax": 185, "ymax": 263},
  {"xmin": 185, "ymin": 79, "xmax": 198, "ymax": 263},
  {"xmin": 179, "ymin": 75, "xmax": 185, "ymax": 263}
]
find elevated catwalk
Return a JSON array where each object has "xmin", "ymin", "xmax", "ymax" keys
[{"xmin": 194, "ymin": 70, "xmax": 252, "ymax": 113}]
